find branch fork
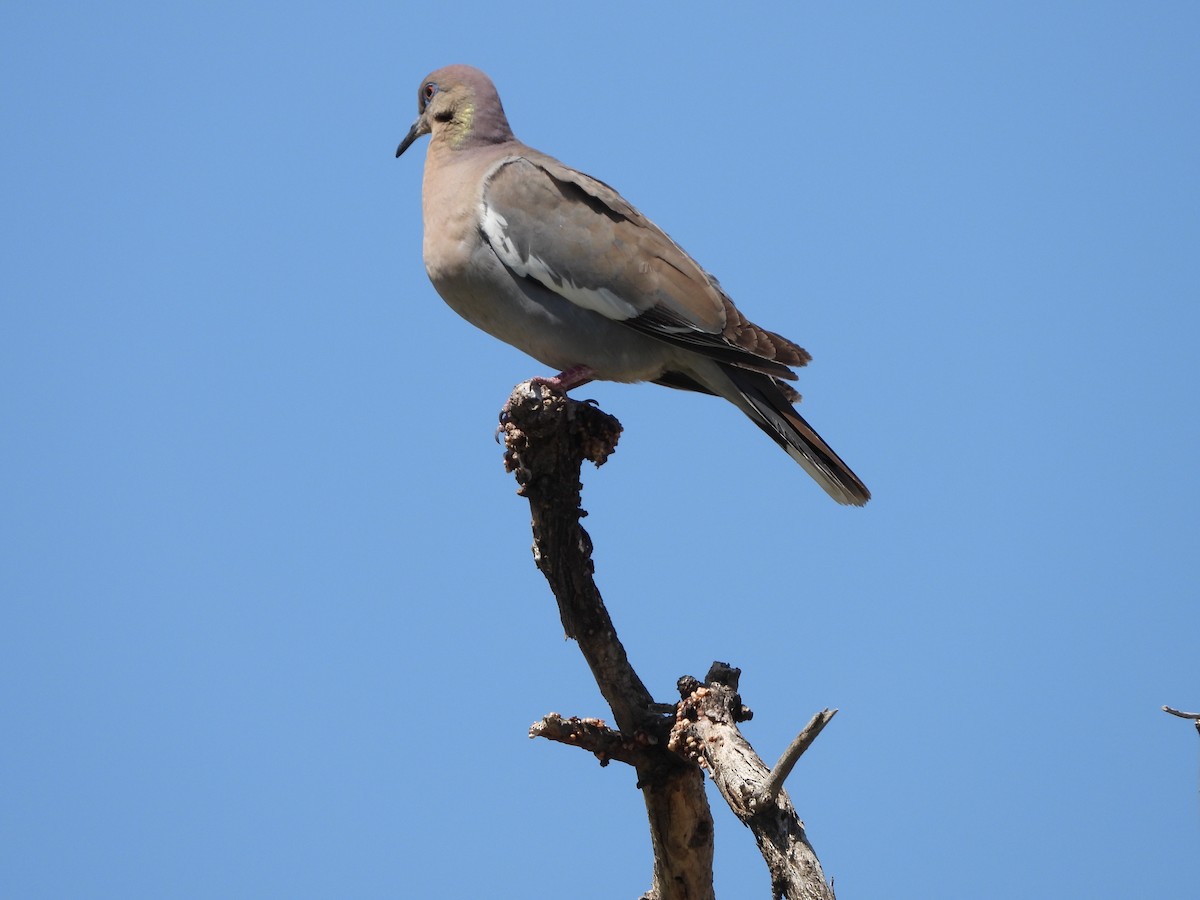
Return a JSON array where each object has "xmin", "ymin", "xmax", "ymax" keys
[{"xmin": 503, "ymin": 382, "xmax": 838, "ymax": 899}]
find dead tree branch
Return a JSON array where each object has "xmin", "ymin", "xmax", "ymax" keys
[
  {"xmin": 761, "ymin": 710, "xmax": 839, "ymax": 808},
  {"xmin": 501, "ymin": 381, "xmax": 836, "ymax": 900},
  {"xmin": 502, "ymin": 382, "xmax": 713, "ymax": 900},
  {"xmin": 1162, "ymin": 705, "xmax": 1200, "ymax": 737},
  {"xmin": 1162, "ymin": 706, "xmax": 1200, "ymax": 720},
  {"xmin": 670, "ymin": 677, "xmax": 836, "ymax": 900}
]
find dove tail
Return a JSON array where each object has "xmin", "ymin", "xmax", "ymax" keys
[{"xmin": 720, "ymin": 366, "xmax": 871, "ymax": 506}]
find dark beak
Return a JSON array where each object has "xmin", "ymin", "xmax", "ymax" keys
[{"xmin": 395, "ymin": 115, "xmax": 429, "ymax": 158}]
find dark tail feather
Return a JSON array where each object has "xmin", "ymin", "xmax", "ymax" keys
[{"xmin": 723, "ymin": 366, "xmax": 870, "ymax": 506}]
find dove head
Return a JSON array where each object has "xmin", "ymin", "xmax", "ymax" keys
[{"xmin": 396, "ymin": 65, "xmax": 515, "ymax": 158}]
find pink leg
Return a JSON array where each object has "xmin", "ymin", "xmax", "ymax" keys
[{"xmin": 530, "ymin": 365, "xmax": 596, "ymax": 393}]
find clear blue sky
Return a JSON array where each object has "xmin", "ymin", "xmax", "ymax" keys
[{"xmin": 3, "ymin": 2, "xmax": 1197, "ymax": 897}]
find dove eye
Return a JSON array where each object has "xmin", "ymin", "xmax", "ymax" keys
[{"xmin": 421, "ymin": 82, "xmax": 438, "ymax": 109}]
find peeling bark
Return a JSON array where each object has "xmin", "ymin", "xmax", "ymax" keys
[{"xmin": 502, "ymin": 382, "xmax": 838, "ymax": 899}]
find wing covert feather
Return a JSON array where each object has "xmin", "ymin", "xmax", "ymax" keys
[{"xmin": 481, "ymin": 155, "xmax": 810, "ymax": 375}]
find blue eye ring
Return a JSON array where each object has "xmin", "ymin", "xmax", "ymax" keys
[{"xmin": 421, "ymin": 82, "xmax": 439, "ymax": 109}]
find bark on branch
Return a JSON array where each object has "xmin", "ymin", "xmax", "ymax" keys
[
  {"xmin": 501, "ymin": 382, "xmax": 837, "ymax": 899},
  {"xmin": 670, "ymin": 676, "xmax": 836, "ymax": 900}
]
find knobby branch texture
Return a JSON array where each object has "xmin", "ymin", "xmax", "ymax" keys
[
  {"xmin": 500, "ymin": 382, "xmax": 836, "ymax": 900},
  {"xmin": 671, "ymin": 673, "xmax": 835, "ymax": 900}
]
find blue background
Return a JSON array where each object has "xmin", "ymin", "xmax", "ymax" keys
[{"xmin": 3, "ymin": 2, "xmax": 1197, "ymax": 897}]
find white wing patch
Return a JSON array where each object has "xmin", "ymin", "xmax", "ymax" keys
[{"xmin": 480, "ymin": 201, "xmax": 639, "ymax": 322}]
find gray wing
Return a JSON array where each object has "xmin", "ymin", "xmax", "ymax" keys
[{"xmin": 479, "ymin": 154, "xmax": 811, "ymax": 379}]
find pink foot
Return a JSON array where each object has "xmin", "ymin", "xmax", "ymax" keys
[{"xmin": 499, "ymin": 366, "xmax": 598, "ymax": 425}]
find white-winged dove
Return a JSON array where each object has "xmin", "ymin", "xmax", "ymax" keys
[{"xmin": 396, "ymin": 65, "xmax": 870, "ymax": 506}]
